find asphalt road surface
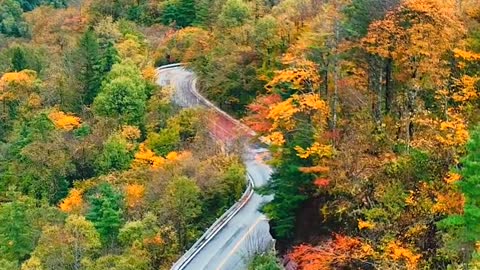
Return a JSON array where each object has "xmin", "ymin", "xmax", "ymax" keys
[{"xmin": 156, "ymin": 67, "xmax": 274, "ymax": 270}]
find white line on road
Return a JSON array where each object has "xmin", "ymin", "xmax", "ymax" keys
[{"xmin": 215, "ymin": 217, "xmax": 265, "ymax": 270}]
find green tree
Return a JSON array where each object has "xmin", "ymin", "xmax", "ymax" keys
[
  {"xmin": 93, "ymin": 76, "xmax": 147, "ymax": 125},
  {"xmin": 95, "ymin": 134, "xmax": 133, "ymax": 174},
  {"xmin": 77, "ymin": 29, "xmax": 102, "ymax": 105},
  {"xmin": 248, "ymin": 252, "xmax": 282, "ymax": 270},
  {"xmin": 3, "ymin": 114, "xmax": 74, "ymax": 203},
  {"xmin": 161, "ymin": 177, "xmax": 201, "ymax": 249},
  {"xmin": 86, "ymin": 183, "xmax": 124, "ymax": 248},
  {"xmin": 11, "ymin": 47, "xmax": 28, "ymax": 71},
  {"xmin": 440, "ymin": 126, "xmax": 480, "ymax": 259},
  {"xmin": 0, "ymin": 0, "xmax": 28, "ymax": 37},
  {"xmin": 0, "ymin": 259, "xmax": 18, "ymax": 270},
  {"xmin": 161, "ymin": 2, "xmax": 178, "ymax": 26},
  {"xmin": 193, "ymin": 0, "xmax": 214, "ymax": 27},
  {"xmin": 0, "ymin": 199, "xmax": 36, "ymax": 262},
  {"xmin": 204, "ymin": 159, "xmax": 246, "ymax": 219},
  {"xmin": 118, "ymin": 213, "xmax": 180, "ymax": 268},
  {"xmin": 8, "ymin": 46, "xmax": 43, "ymax": 74},
  {"xmin": 84, "ymin": 247, "xmax": 150, "ymax": 270},
  {"xmin": 161, "ymin": 0, "xmax": 196, "ymax": 28},
  {"xmin": 93, "ymin": 61, "xmax": 146, "ymax": 125},
  {"xmin": 217, "ymin": 0, "xmax": 251, "ymax": 28},
  {"xmin": 342, "ymin": 0, "xmax": 399, "ymax": 39},
  {"xmin": 16, "ymin": 0, "xmax": 68, "ymax": 12},
  {"xmin": 24, "ymin": 215, "xmax": 100, "ymax": 270},
  {"xmin": 254, "ymin": 15, "xmax": 281, "ymax": 70},
  {"xmin": 176, "ymin": 0, "xmax": 196, "ymax": 27},
  {"xmin": 99, "ymin": 41, "xmax": 120, "ymax": 79},
  {"xmin": 259, "ymin": 125, "xmax": 315, "ymax": 239}
]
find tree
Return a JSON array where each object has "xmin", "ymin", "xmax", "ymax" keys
[
  {"xmin": 93, "ymin": 62, "xmax": 147, "ymax": 125},
  {"xmin": 124, "ymin": 183, "xmax": 145, "ymax": 209},
  {"xmin": 193, "ymin": 0, "xmax": 214, "ymax": 27},
  {"xmin": 99, "ymin": 41, "xmax": 120, "ymax": 78},
  {"xmin": 0, "ymin": 199, "xmax": 36, "ymax": 263},
  {"xmin": 16, "ymin": 0, "xmax": 68, "ymax": 12},
  {"xmin": 86, "ymin": 183, "xmax": 124, "ymax": 248},
  {"xmin": 160, "ymin": 0, "xmax": 196, "ymax": 28},
  {"xmin": 217, "ymin": 0, "xmax": 251, "ymax": 28},
  {"xmin": 94, "ymin": 134, "xmax": 133, "ymax": 174},
  {"xmin": 118, "ymin": 213, "xmax": 180, "ymax": 267},
  {"xmin": 176, "ymin": 0, "xmax": 196, "ymax": 28},
  {"xmin": 2, "ymin": 112, "xmax": 75, "ymax": 203},
  {"xmin": 160, "ymin": 177, "xmax": 201, "ymax": 249},
  {"xmin": 83, "ymin": 246, "xmax": 150, "ymax": 270},
  {"xmin": 342, "ymin": 0, "xmax": 399, "ymax": 38},
  {"xmin": 248, "ymin": 252, "xmax": 282, "ymax": 270},
  {"xmin": 254, "ymin": 15, "xmax": 282, "ymax": 70},
  {"xmin": 362, "ymin": 0, "xmax": 464, "ymax": 143},
  {"xmin": 76, "ymin": 29, "xmax": 102, "ymax": 105},
  {"xmin": 11, "ymin": 47, "xmax": 28, "ymax": 72},
  {"xmin": 59, "ymin": 188, "xmax": 84, "ymax": 214},
  {"xmin": 24, "ymin": 215, "xmax": 101, "ymax": 270},
  {"xmin": 48, "ymin": 110, "xmax": 82, "ymax": 131},
  {"xmin": 0, "ymin": 0, "xmax": 29, "ymax": 37},
  {"xmin": 259, "ymin": 133, "xmax": 316, "ymax": 239},
  {"xmin": 288, "ymin": 235, "xmax": 376, "ymax": 269},
  {"xmin": 440, "ymin": 126, "xmax": 480, "ymax": 258},
  {"xmin": 116, "ymin": 34, "xmax": 148, "ymax": 67}
]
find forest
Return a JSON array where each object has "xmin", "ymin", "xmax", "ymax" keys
[{"xmin": 1, "ymin": 0, "xmax": 480, "ymax": 269}]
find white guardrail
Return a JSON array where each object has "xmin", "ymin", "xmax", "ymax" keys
[{"xmin": 157, "ymin": 64, "xmax": 258, "ymax": 270}]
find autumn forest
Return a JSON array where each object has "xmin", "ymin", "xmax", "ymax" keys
[{"xmin": 1, "ymin": 0, "xmax": 480, "ymax": 269}]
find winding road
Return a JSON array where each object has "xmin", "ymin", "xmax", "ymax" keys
[{"xmin": 156, "ymin": 65, "xmax": 274, "ymax": 270}]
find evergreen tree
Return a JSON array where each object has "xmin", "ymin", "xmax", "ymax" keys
[
  {"xmin": 259, "ymin": 123, "xmax": 315, "ymax": 240},
  {"xmin": 439, "ymin": 126, "xmax": 480, "ymax": 259},
  {"xmin": 99, "ymin": 40, "xmax": 120, "ymax": 79},
  {"xmin": 0, "ymin": 199, "xmax": 35, "ymax": 262},
  {"xmin": 161, "ymin": 2, "xmax": 179, "ymax": 26},
  {"xmin": 176, "ymin": 0, "xmax": 196, "ymax": 27},
  {"xmin": 455, "ymin": 126, "xmax": 480, "ymax": 241},
  {"xmin": 86, "ymin": 183, "xmax": 124, "ymax": 247},
  {"xmin": 11, "ymin": 47, "xmax": 28, "ymax": 71},
  {"xmin": 161, "ymin": 0, "xmax": 196, "ymax": 28},
  {"xmin": 77, "ymin": 29, "xmax": 101, "ymax": 105},
  {"xmin": 193, "ymin": 0, "xmax": 213, "ymax": 28}
]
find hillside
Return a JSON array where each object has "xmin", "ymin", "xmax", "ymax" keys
[{"xmin": 1, "ymin": 0, "xmax": 480, "ymax": 269}]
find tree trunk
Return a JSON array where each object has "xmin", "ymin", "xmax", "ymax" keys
[
  {"xmin": 385, "ymin": 58, "xmax": 393, "ymax": 113},
  {"xmin": 332, "ymin": 21, "xmax": 339, "ymax": 133}
]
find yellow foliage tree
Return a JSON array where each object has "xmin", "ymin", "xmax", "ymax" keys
[
  {"xmin": 125, "ymin": 183, "xmax": 145, "ymax": 209},
  {"xmin": 48, "ymin": 110, "xmax": 82, "ymax": 131},
  {"xmin": 385, "ymin": 241, "xmax": 422, "ymax": 270},
  {"xmin": 59, "ymin": 188, "xmax": 84, "ymax": 213},
  {"xmin": 133, "ymin": 143, "xmax": 165, "ymax": 169},
  {"xmin": 116, "ymin": 34, "xmax": 148, "ymax": 67},
  {"xmin": 121, "ymin": 125, "xmax": 141, "ymax": 141},
  {"xmin": 0, "ymin": 70, "xmax": 37, "ymax": 102},
  {"xmin": 265, "ymin": 61, "xmax": 321, "ymax": 94}
]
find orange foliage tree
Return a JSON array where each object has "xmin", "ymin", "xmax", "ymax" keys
[
  {"xmin": 48, "ymin": 110, "xmax": 82, "ymax": 131},
  {"xmin": 59, "ymin": 188, "xmax": 84, "ymax": 214},
  {"xmin": 125, "ymin": 183, "xmax": 145, "ymax": 209},
  {"xmin": 288, "ymin": 234, "xmax": 375, "ymax": 270}
]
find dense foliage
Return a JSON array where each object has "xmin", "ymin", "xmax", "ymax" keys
[
  {"xmin": 2, "ymin": 0, "xmax": 480, "ymax": 269},
  {"xmin": 0, "ymin": 1, "xmax": 247, "ymax": 269},
  {"xmin": 156, "ymin": 0, "xmax": 480, "ymax": 268}
]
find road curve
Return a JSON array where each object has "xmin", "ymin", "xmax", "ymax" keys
[{"xmin": 156, "ymin": 66, "xmax": 274, "ymax": 270}]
